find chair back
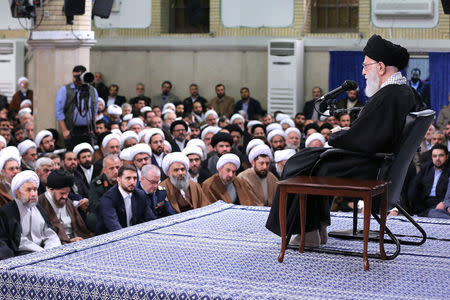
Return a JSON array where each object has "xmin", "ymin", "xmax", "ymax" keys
[{"xmin": 383, "ymin": 109, "xmax": 435, "ymax": 208}]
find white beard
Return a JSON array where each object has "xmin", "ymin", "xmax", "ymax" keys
[
  {"xmin": 364, "ymin": 67, "xmax": 381, "ymax": 97},
  {"xmin": 170, "ymin": 174, "xmax": 189, "ymax": 191}
]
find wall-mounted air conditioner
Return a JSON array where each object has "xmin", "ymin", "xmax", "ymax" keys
[
  {"xmin": 267, "ymin": 40, "xmax": 304, "ymax": 118},
  {"xmin": 373, "ymin": 0, "xmax": 434, "ymax": 18}
]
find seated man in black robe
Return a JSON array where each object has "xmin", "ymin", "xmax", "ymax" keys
[{"xmin": 266, "ymin": 34, "xmax": 422, "ymax": 246}]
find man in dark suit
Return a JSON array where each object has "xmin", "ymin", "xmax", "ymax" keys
[
  {"xmin": 169, "ymin": 120, "xmax": 188, "ymax": 152},
  {"xmin": 334, "ymin": 89, "xmax": 364, "ymax": 123},
  {"xmin": 138, "ymin": 164, "xmax": 176, "ymax": 218},
  {"xmin": 106, "ymin": 84, "xmax": 127, "ymax": 107},
  {"xmin": 0, "ymin": 171, "xmax": 61, "ymax": 259},
  {"xmin": 233, "ymin": 87, "xmax": 265, "ymax": 120},
  {"xmin": 409, "ymin": 144, "xmax": 450, "ymax": 218},
  {"xmin": 303, "ymin": 86, "xmax": 327, "ymax": 120},
  {"xmin": 419, "ymin": 131, "xmax": 445, "ymax": 168},
  {"xmin": 92, "ymin": 72, "xmax": 108, "ymax": 101},
  {"xmin": 73, "ymin": 143, "xmax": 102, "ymax": 191},
  {"xmin": 183, "ymin": 83, "xmax": 208, "ymax": 114},
  {"xmin": 96, "ymin": 165, "xmax": 156, "ymax": 234},
  {"xmin": 129, "ymin": 83, "xmax": 151, "ymax": 107}
]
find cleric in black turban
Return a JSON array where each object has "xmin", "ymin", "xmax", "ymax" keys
[
  {"xmin": 363, "ymin": 34, "xmax": 409, "ymax": 70},
  {"xmin": 47, "ymin": 170, "xmax": 74, "ymax": 189}
]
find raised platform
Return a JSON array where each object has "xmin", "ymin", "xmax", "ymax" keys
[{"xmin": 0, "ymin": 202, "xmax": 448, "ymax": 299}]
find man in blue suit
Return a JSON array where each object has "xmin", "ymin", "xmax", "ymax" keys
[
  {"xmin": 96, "ymin": 165, "xmax": 156, "ymax": 234},
  {"xmin": 138, "ymin": 164, "xmax": 176, "ymax": 218}
]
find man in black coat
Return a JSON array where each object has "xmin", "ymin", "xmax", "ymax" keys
[
  {"xmin": 408, "ymin": 144, "xmax": 450, "ymax": 218},
  {"xmin": 303, "ymin": 87, "xmax": 327, "ymax": 120},
  {"xmin": 183, "ymin": 83, "xmax": 208, "ymax": 114},
  {"xmin": 266, "ymin": 34, "xmax": 421, "ymax": 246},
  {"xmin": 96, "ymin": 165, "xmax": 156, "ymax": 234},
  {"xmin": 106, "ymin": 84, "xmax": 127, "ymax": 107},
  {"xmin": 234, "ymin": 87, "xmax": 265, "ymax": 120},
  {"xmin": 334, "ymin": 89, "xmax": 364, "ymax": 123}
]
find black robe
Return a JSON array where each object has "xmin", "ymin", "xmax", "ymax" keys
[{"xmin": 266, "ymin": 84, "xmax": 420, "ymax": 235}]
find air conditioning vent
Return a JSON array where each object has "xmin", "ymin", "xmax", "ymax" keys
[
  {"xmin": 270, "ymin": 42, "xmax": 295, "ymax": 56},
  {"xmin": 373, "ymin": 0, "xmax": 434, "ymax": 18}
]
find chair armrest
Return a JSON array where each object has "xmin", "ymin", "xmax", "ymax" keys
[{"xmin": 319, "ymin": 148, "xmax": 394, "ymax": 161}]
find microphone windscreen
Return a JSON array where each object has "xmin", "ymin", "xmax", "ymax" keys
[{"xmin": 342, "ymin": 80, "xmax": 358, "ymax": 91}]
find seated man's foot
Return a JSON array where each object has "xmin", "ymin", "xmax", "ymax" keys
[
  {"xmin": 289, "ymin": 230, "xmax": 321, "ymax": 248},
  {"xmin": 319, "ymin": 222, "xmax": 328, "ymax": 244}
]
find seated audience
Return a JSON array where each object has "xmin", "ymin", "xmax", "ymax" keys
[
  {"xmin": 38, "ymin": 170, "xmax": 93, "ymax": 244},
  {"xmin": 0, "ymin": 171, "xmax": 61, "ymax": 259},
  {"xmin": 202, "ymin": 153, "xmax": 258, "ymax": 205},
  {"xmin": 183, "ymin": 83, "xmax": 207, "ymax": 114}
]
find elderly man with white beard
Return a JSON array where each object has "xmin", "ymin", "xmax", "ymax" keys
[
  {"xmin": 160, "ymin": 152, "xmax": 209, "ymax": 213},
  {"xmin": 267, "ymin": 34, "xmax": 423, "ymax": 247},
  {"xmin": 17, "ymin": 140, "xmax": 38, "ymax": 171},
  {"xmin": 0, "ymin": 171, "xmax": 61, "ymax": 259},
  {"xmin": 285, "ymin": 128, "xmax": 302, "ymax": 151}
]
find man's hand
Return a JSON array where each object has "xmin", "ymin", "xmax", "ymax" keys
[
  {"xmin": 435, "ymin": 201, "xmax": 445, "ymax": 210},
  {"xmin": 78, "ymin": 198, "xmax": 89, "ymax": 212},
  {"xmin": 331, "ymin": 126, "xmax": 342, "ymax": 134},
  {"xmin": 69, "ymin": 237, "xmax": 83, "ymax": 243},
  {"xmin": 62, "ymin": 129, "xmax": 70, "ymax": 140},
  {"xmin": 388, "ymin": 210, "xmax": 399, "ymax": 217}
]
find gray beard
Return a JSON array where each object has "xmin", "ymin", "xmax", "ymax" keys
[
  {"xmin": 286, "ymin": 142, "xmax": 299, "ymax": 150},
  {"xmin": 170, "ymin": 174, "xmax": 189, "ymax": 191}
]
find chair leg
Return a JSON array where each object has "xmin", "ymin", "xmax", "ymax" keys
[
  {"xmin": 299, "ymin": 194, "xmax": 306, "ymax": 253},
  {"xmin": 363, "ymin": 195, "xmax": 372, "ymax": 271},
  {"xmin": 353, "ymin": 199, "xmax": 358, "ymax": 235},
  {"xmin": 395, "ymin": 204, "xmax": 427, "ymax": 246},
  {"xmin": 278, "ymin": 190, "xmax": 287, "ymax": 263},
  {"xmin": 379, "ymin": 189, "xmax": 387, "ymax": 260}
]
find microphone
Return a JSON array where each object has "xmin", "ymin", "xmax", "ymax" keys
[{"xmin": 317, "ymin": 80, "xmax": 358, "ymax": 102}]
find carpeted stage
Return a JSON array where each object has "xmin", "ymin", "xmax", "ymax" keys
[{"xmin": 0, "ymin": 201, "xmax": 448, "ymax": 299}]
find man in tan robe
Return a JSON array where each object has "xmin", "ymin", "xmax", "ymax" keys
[
  {"xmin": 202, "ymin": 153, "xmax": 259, "ymax": 206},
  {"xmin": 160, "ymin": 152, "xmax": 209, "ymax": 213},
  {"xmin": 238, "ymin": 144, "xmax": 277, "ymax": 206},
  {"xmin": 38, "ymin": 170, "xmax": 93, "ymax": 244},
  {"xmin": 209, "ymin": 84, "xmax": 235, "ymax": 117}
]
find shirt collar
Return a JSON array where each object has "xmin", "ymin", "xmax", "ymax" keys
[{"xmin": 118, "ymin": 185, "xmax": 132, "ymax": 200}]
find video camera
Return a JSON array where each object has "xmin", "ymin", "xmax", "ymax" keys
[{"xmin": 74, "ymin": 72, "xmax": 95, "ymax": 85}]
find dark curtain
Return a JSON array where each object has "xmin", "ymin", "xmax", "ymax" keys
[
  {"xmin": 329, "ymin": 51, "xmax": 367, "ymax": 103},
  {"xmin": 429, "ymin": 53, "xmax": 450, "ymax": 116}
]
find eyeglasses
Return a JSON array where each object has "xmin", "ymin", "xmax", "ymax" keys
[
  {"xmin": 142, "ymin": 177, "xmax": 159, "ymax": 185},
  {"xmin": 362, "ymin": 62, "xmax": 378, "ymax": 70}
]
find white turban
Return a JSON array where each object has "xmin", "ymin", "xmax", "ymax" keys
[
  {"xmin": 140, "ymin": 106, "xmax": 152, "ymax": 114},
  {"xmin": 11, "ymin": 170, "xmax": 39, "ymax": 197},
  {"xmin": 274, "ymin": 149, "xmax": 296, "ymax": 163},
  {"xmin": 163, "ymin": 103, "xmax": 176, "ymax": 112},
  {"xmin": 0, "ymin": 147, "xmax": 21, "ymax": 170},
  {"xmin": 98, "ymin": 97, "xmax": 105, "ymax": 108},
  {"xmin": 182, "ymin": 146, "xmax": 203, "ymax": 160},
  {"xmin": 247, "ymin": 120, "xmax": 262, "ymax": 129},
  {"xmin": 186, "ymin": 139, "xmax": 207, "ymax": 160},
  {"xmin": 248, "ymin": 144, "xmax": 273, "ymax": 162},
  {"xmin": 127, "ymin": 118, "xmax": 144, "ymax": 129},
  {"xmin": 246, "ymin": 138, "xmax": 265, "ymax": 156},
  {"xmin": 216, "ymin": 153, "xmax": 241, "ymax": 170},
  {"xmin": 17, "ymin": 77, "xmax": 28, "ymax": 85},
  {"xmin": 107, "ymin": 104, "xmax": 122, "ymax": 115},
  {"xmin": 119, "ymin": 147, "xmax": 133, "ymax": 161},
  {"xmin": 120, "ymin": 131, "xmax": 139, "ymax": 148},
  {"xmin": 285, "ymin": 127, "xmax": 301, "ymax": 138},
  {"xmin": 111, "ymin": 129, "xmax": 122, "ymax": 136},
  {"xmin": 267, "ymin": 129, "xmax": 286, "ymax": 143},
  {"xmin": 162, "ymin": 152, "xmax": 189, "ymax": 175},
  {"xmin": 122, "ymin": 114, "xmax": 133, "ymax": 121},
  {"xmin": 266, "ymin": 123, "xmax": 282, "ymax": 134},
  {"xmin": 18, "ymin": 107, "xmax": 32, "ymax": 117},
  {"xmin": 276, "ymin": 113, "xmax": 291, "ymax": 122},
  {"xmin": 201, "ymin": 126, "xmax": 221, "ymax": 140},
  {"xmin": 162, "ymin": 108, "xmax": 175, "ymax": 116},
  {"xmin": 230, "ymin": 113, "xmax": 245, "ymax": 124},
  {"xmin": 17, "ymin": 140, "xmax": 37, "ymax": 156},
  {"xmin": 204, "ymin": 110, "xmax": 218, "ymax": 119},
  {"xmin": 280, "ymin": 119, "xmax": 295, "ymax": 128},
  {"xmin": 129, "ymin": 143, "xmax": 152, "ymax": 160},
  {"xmin": 102, "ymin": 133, "xmax": 121, "ymax": 149},
  {"xmin": 35, "ymin": 130, "xmax": 53, "ymax": 146},
  {"xmin": 0, "ymin": 135, "xmax": 6, "ymax": 147},
  {"xmin": 138, "ymin": 128, "xmax": 152, "ymax": 142},
  {"xmin": 305, "ymin": 132, "xmax": 326, "ymax": 148},
  {"xmin": 163, "ymin": 140, "xmax": 172, "ymax": 152},
  {"xmin": 144, "ymin": 128, "xmax": 165, "ymax": 145},
  {"xmin": 320, "ymin": 110, "xmax": 330, "ymax": 122},
  {"xmin": 73, "ymin": 142, "xmax": 94, "ymax": 156},
  {"xmin": 20, "ymin": 99, "xmax": 32, "ymax": 108}
]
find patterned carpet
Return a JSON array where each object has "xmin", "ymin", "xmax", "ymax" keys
[{"xmin": 0, "ymin": 201, "xmax": 448, "ymax": 299}]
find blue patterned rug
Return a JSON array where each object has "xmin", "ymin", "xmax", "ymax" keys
[{"xmin": 0, "ymin": 201, "xmax": 448, "ymax": 299}]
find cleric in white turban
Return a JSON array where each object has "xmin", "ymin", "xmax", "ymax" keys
[
  {"xmin": 129, "ymin": 143, "xmax": 152, "ymax": 177},
  {"xmin": 305, "ymin": 132, "xmax": 326, "ymax": 148},
  {"xmin": 0, "ymin": 170, "xmax": 61, "ymax": 259},
  {"xmin": 127, "ymin": 118, "xmax": 145, "ymax": 133},
  {"xmin": 245, "ymin": 138, "xmax": 265, "ymax": 156},
  {"xmin": 216, "ymin": 153, "xmax": 241, "ymax": 170},
  {"xmin": 274, "ymin": 149, "xmax": 296, "ymax": 178},
  {"xmin": 248, "ymin": 144, "xmax": 273, "ymax": 163},
  {"xmin": 266, "ymin": 123, "xmax": 283, "ymax": 134},
  {"xmin": 120, "ymin": 131, "xmax": 139, "ymax": 149},
  {"xmin": 17, "ymin": 139, "xmax": 38, "ymax": 170}
]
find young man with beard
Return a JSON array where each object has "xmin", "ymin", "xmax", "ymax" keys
[
  {"xmin": 62, "ymin": 152, "xmax": 89, "ymax": 211},
  {"xmin": 169, "ymin": 120, "xmax": 188, "ymax": 152},
  {"xmin": 183, "ymin": 83, "xmax": 207, "ymax": 114},
  {"xmin": 238, "ymin": 145, "xmax": 277, "ymax": 206},
  {"xmin": 17, "ymin": 139, "xmax": 38, "ymax": 171},
  {"xmin": 73, "ymin": 143, "xmax": 101, "ymax": 189},
  {"xmin": 234, "ymin": 87, "xmax": 265, "ymax": 120},
  {"xmin": 267, "ymin": 34, "xmax": 422, "ymax": 247},
  {"xmin": 210, "ymin": 84, "xmax": 235, "ymax": 118},
  {"xmin": 0, "ymin": 171, "xmax": 60, "ymax": 259},
  {"xmin": 35, "ymin": 130, "xmax": 55, "ymax": 156},
  {"xmin": 182, "ymin": 146, "xmax": 210, "ymax": 184},
  {"xmin": 335, "ymin": 89, "xmax": 364, "ymax": 122},
  {"xmin": 129, "ymin": 143, "xmax": 152, "ymax": 178},
  {"xmin": 96, "ymin": 165, "xmax": 156, "ymax": 234},
  {"xmin": 86, "ymin": 155, "xmax": 121, "ymax": 232},
  {"xmin": 38, "ymin": 170, "xmax": 93, "ymax": 244},
  {"xmin": 202, "ymin": 153, "xmax": 258, "ymax": 205},
  {"xmin": 160, "ymin": 152, "xmax": 209, "ymax": 213},
  {"xmin": 267, "ymin": 129, "xmax": 286, "ymax": 153},
  {"xmin": 206, "ymin": 132, "xmax": 234, "ymax": 174}
]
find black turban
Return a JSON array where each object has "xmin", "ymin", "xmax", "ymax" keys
[
  {"xmin": 363, "ymin": 35, "xmax": 409, "ymax": 70},
  {"xmin": 170, "ymin": 120, "xmax": 188, "ymax": 132},
  {"xmin": 211, "ymin": 132, "xmax": 233, "ymax": 148},
  {"xmin": 47, "ymin": 170, "xmax": 74, "ymax": 189}
]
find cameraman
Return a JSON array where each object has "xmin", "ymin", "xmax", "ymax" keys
[{"xmin": 55, "ymin": 65, "xmax": 98, "ymax": 150}]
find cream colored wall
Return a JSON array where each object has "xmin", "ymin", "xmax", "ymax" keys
[{"xmin": 90, "ymin": 49, "xmax": 269, "ymax": 109}]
